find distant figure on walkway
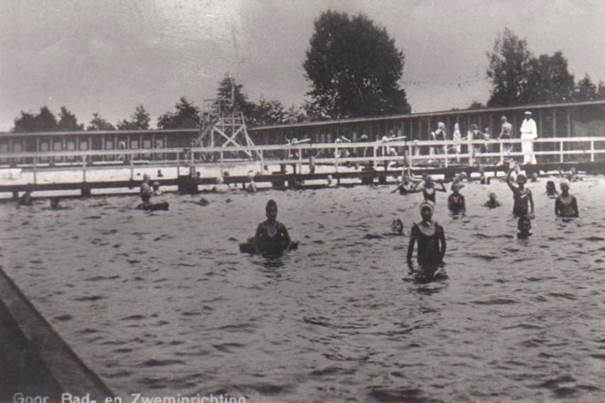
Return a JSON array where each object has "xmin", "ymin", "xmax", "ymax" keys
[
  {"xmin": 431, "ymin": 121, "xmax": 447, "ymax": 157},
  {"xmin": 555, "ymin": 181, "xmax": 579, "ymax": 218},
  {"xmin": 520, "ymin": 111, "xmax": 538, "ymax": 164},
  {"xmin": 407, "ymin": 202, "xmax": 446, "ymax": 272},
  {"xmin": 255, "ymin": 200, "xmax": 291, "ymax": 255},
  {"xmin": 452, "ymin": 119, "xmax": 462, "ymax": 161},
  {"xmin": 484, "ymin": 192, "xmax": 501, "ymax": 208},
  {"xmin": 507, "ymin": 167, "xmax": 535, "ymax": 218},
  {"xmin": 546, "ymin": 180, "xmax": 558, "ymax": 198},
  {"xmin": 447, "ymin": 182, "xmax": 466, "ymax": 214},
  {"xmin": 499, "ymin": 115, "xmax": 514, "ymax": 161},
  {"xmin": 467, "ymin": 124, "xmax": 483, "ymax": 163}
]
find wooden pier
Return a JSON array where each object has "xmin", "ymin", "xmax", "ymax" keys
[{"xmin": 1, "ymin": 137, "xmax": 604, "ymax": 198}]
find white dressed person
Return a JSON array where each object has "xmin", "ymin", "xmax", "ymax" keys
[{"xmin": 520, "ymin": 111, "xmax": 538, "ymax": 165}]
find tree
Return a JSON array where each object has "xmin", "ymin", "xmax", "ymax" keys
[
  {"xmin": 574, "ymin": 74, "xmax": 598, "ymax": 101},
  {"xmin": 215, "ymin": 75, "xmax": 254, "ymax": 115},
  {"xmin": 117, "ymin": 105, "xmax": 151, "ymax": 130},
  {"xmin": 57, "ymin": 106, "xmax": 84, "ymax": 131},
  {"xmin": 526, "ymin": 51, "xmax": 574, "ymax": 103},
  {"xmin": 157, "ymin": 97, "xmax": 201, "ymax": 129},
  {"xmin": 486, "ymin": 28, "xmax": 533, "ymax": 107},
  {"xmin": 284, "ymin": 104, "xmax": 307, "ymax": 123},
  {"xmin": 248, "ymin": 97, "xmax": 286, "ymax": 126},
  {"xmin": 87, "ymin": 113, "xmax": 115, "ymax": 131},
  {"xmin": 12, "ymin": 106, "xmax": 58, "ymax": 132},
  {"xmin": 303, "ymin": 11, "xmax": 411, "ymax": 119}
]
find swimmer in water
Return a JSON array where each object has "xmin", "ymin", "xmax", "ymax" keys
[
  {"xmin": 391, "ymin": 218, "xmax": 404, "ymax": 235},
  {"xmin": 18, "ymin": 191, "xmax": 33, "ymax": 206},
  {"xmin": 546, "ymin": 180, "xmax": 558, "ymax": 197},
  {"xmin": 555, "ymin": 181, "xmax": 579, "ymax": 218},
  {"xmin": 50, "ymin": 197, "xmax": 61, "ymax": 209},
  {"xmin": 411, "ymin": 176, "xmax": 447, "ymax": 203},
  {"xmin": 483, "ymin": 192, "xmax": 501, "ymax": 208},
  {"xmin": 255, "ymin": 200, "xmax": 291, "ymax": 255},
  {"xmin": 507, "ymin": 167, "xmax": 534, "ymax": 218},
  {"xmin": 391, "ymin": 174, "xmax": 417, "ymax": 195},
  {"xmin": 517, "ymin": 215, "xmax": 532, "ymax": 239},
  {"xmin": 447, "ymin": 182, "xmax": 466, "ymax": 214},
  {"xmin": 566, "ymin": 166, "xmax": 582, "ymax": 182},
  {"xmin": 407, "ymin": 202, "xmax": 446, "ymax": 273}
]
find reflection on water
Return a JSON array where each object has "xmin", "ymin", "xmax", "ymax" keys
[{"xmin": 1, "ymin": 178, "xmax": 605, "ymax": 402}]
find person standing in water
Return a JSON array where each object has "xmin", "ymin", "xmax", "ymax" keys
[
  {"xmin": 140, "ymin": 174, "xmax": 153, "ymax": 206},
  {"xmin": 411, "ymin": 175, "xmax": 447, "ymax": 203},
  {"xmin": 484, "ymin": 192, "xmax": 501, "ymax": 208},
  {"xmin": 255, "ymin": 200, "xmax": 291, "ymax": 254},
  {"xmin": 507, "ymin": 167, "xmax": 535, "ymax": 218},
  {"xmin": 407, "ymin": 202, "xmax": 446, "ymax": 271},
  {"xmin": 555, "ymin": 181, "xmax": 579, "ymax": 218},
  {"xmin": 447, "ymin": 182, "xmax": 466, "ymax": 214}
]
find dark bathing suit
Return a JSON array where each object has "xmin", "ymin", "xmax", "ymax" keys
[
  {"xmin": 423, "ymin": 187, "xmax": 436, "ymax": 203},
  {"xmin": 512, "ymin": 188, "xmax": 531, "ymax": 217},
  {"xmin": 448, "ymin": 193, "xmax": 465, "ymax": 213},
  {"xmin": 255, "ymin": 221, "xmax": 290, "ymax": 254},
  {"xmin": 410, "ymin": 222, "xmax": 445, "ymax": 268},
  {"xmin": 555, "ymin": 195, "xmax": 579, "ymax": 217}
]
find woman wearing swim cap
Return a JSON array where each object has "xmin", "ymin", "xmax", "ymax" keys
[
  {"xmin": 507, "ymin": 165, "xmax": 534, "ymax": 218},
  {"xmin": 406, "ymin": 202, "xmax": 446, "ymax": 273}
]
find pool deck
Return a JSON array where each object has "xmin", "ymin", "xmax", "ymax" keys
[{"xmin": 0, "ymin": 267, "xmax": 113, "ymax": 402}]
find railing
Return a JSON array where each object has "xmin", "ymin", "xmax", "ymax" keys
[{"xmin": 1, "ymin": 137, "xmax": 605, "ymax": 174}]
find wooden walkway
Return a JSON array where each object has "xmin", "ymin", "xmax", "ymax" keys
[{"xmin": 1, "ymin": 137, "xmax": 604, "ymax": 198}]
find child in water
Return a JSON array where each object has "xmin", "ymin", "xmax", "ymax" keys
[
  {"xmin": 140, "ymin": 174, "xmax": 152, "ymax": 206},
  {"xmin": 555, "ymin": 181, "xmax": 579, "ymax": 218},
  {"xmin": 507, "ymin": 166, "xmax": 534, "ymax": 218},
  {"xmin": 255, "ymin": 200, "xmax": 291, "ymax": 255},
  {"xmin": 391, "ymin": 218, "xmax": 404, "ymax": 235},
  {"xmin": 517, "ymin": 215, "xmax": 532, "ymax": 239},
  {"xmin": 407, "ymin": 202, "xmax": 446, "ymax": 272},
  {"xmin": 483, "ymin": 192, "xmax": 501, "ymax": 208},
  {"xmin": 546, "ymin": 180, "xmax": 558, "ymax": 198},
  {"xmin": 447, "ymin": 182, "xmax": 466, "ymax": 214}
]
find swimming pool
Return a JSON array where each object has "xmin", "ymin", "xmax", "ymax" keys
[{"xmin": 1, "ymin": 177, "xmax": 604, "ymax": 402}]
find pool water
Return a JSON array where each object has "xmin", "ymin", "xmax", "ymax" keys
[{"xmin": 1, "ymin": 177, "xmax": 604, "ymax": 402}]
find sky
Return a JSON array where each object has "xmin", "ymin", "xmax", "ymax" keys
[{"xmin": 1, "ymin": 0, "xmax": 604, "ymax": 131}]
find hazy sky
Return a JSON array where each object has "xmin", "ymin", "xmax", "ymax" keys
[{"xmin": 1, "ymin": 0, "xmax": 604, "ymax": 131}]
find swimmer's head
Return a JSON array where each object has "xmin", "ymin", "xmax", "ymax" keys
[
  {"xmin": 452, "ymin": 182, "xmax": 462, "ymax": 192},
  {"xmin": 489, "ymin": 192, "xmax": 497, "ymax": 201},
  {"xmin": 516, "ymin": 173, "xmax": 527, "ymax": 186},
  {"xmin": 425, "ymin": 175, "xmax": 433, "ymax": 185},
  {"xmin": 560, "ymin": 180, "xmax": 570, "ymax": 193},
  {"xmin": 265, "ymin": 199, "xmax": 278, "ymax": 220},
  {"xmin": 531, "ymin": 172, "xmax": 538, "ymax": 182},
  {"xmin": 152, "ymin": 181, "xmax": 160, "ymax": 190},
  {"xmin": 391, "ymin": 219, "xmax": 404, "ymax": 234},
  {"xmin": 420, "ymin": 202, "xmax": 434, "ymax": 221},
  {"xmin": 546, "ymin": 180, "xmax": 555, "ymax": 190}
]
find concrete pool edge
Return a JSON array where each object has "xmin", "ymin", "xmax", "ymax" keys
[{"xmin": 0, "ymin": 267, "xmax": 114, "ymax": 400}]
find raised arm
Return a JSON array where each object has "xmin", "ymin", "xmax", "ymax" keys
[
  {"xmin": 506, "ymin": 168, "xmax": 516, "ymax": 192},
  {"xmin": 571, "ymin": 197, "xmax": 579, "ymax": 217},
  {"xmin": 528, "ymin": 190, "xmax": 535, "ymax": 216},
  {"xmin": 437, "ymin": 181, "xmax": 447, "ymax": 192}
]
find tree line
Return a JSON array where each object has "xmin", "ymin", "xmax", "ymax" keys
[{"xmin": 11, "ymin": 13, "xmax": 605, "ymax": 133}]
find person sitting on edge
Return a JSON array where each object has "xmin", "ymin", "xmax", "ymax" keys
[
  {"xmin": 517, "ymin": 215, "xmax": 532, "ymax": 239},
  {"xmin": 411, "ymin": 175, "xmax": 447, "ymax": 203},
  {"xmin": 407, "ymin": 202, "xmax": 446, "ymax": 272},
  {"xmin": 567, "ymin": 166, "xmax": 582, "ymax": 182},
  {"xmin": 484, "ymin": 192, "xmax": 501, "ymax": 208},
  {"xmin": 479, "ymin": 170, "xmax": 491, "ymax": 185},
  {"xmin": 546, "ymin": 180, "xmax": 558, "ymax": 197},
  {"xmin": 555, "ymin": 181, "xmax": 579, "ymax": 218},
  {"xmin": 507, "ymin": 166, "xmax": 534, "ymax": 218},
  {"xmin": 255, "ymin": 200, "xmax": 291, "ymax": 254},
  {"xmin": 140, "ymin": 174, "xmax": 153, "ymax": 206},
  {"xmin": 152, "ymin": 181, "xmax": 162, "ymax": 196},
  {"xmin": 447, "ymin": 182, "xmax": 466, "ymax": 214}
]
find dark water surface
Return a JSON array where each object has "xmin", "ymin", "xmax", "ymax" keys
[{"xmin": 1, "ymin": 178, "xmax": 605, "ymax": 402}]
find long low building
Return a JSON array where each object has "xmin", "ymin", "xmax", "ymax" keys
[{"xmin": 1, "ymin": 100, "xmax": 604, "ymax": 163}]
